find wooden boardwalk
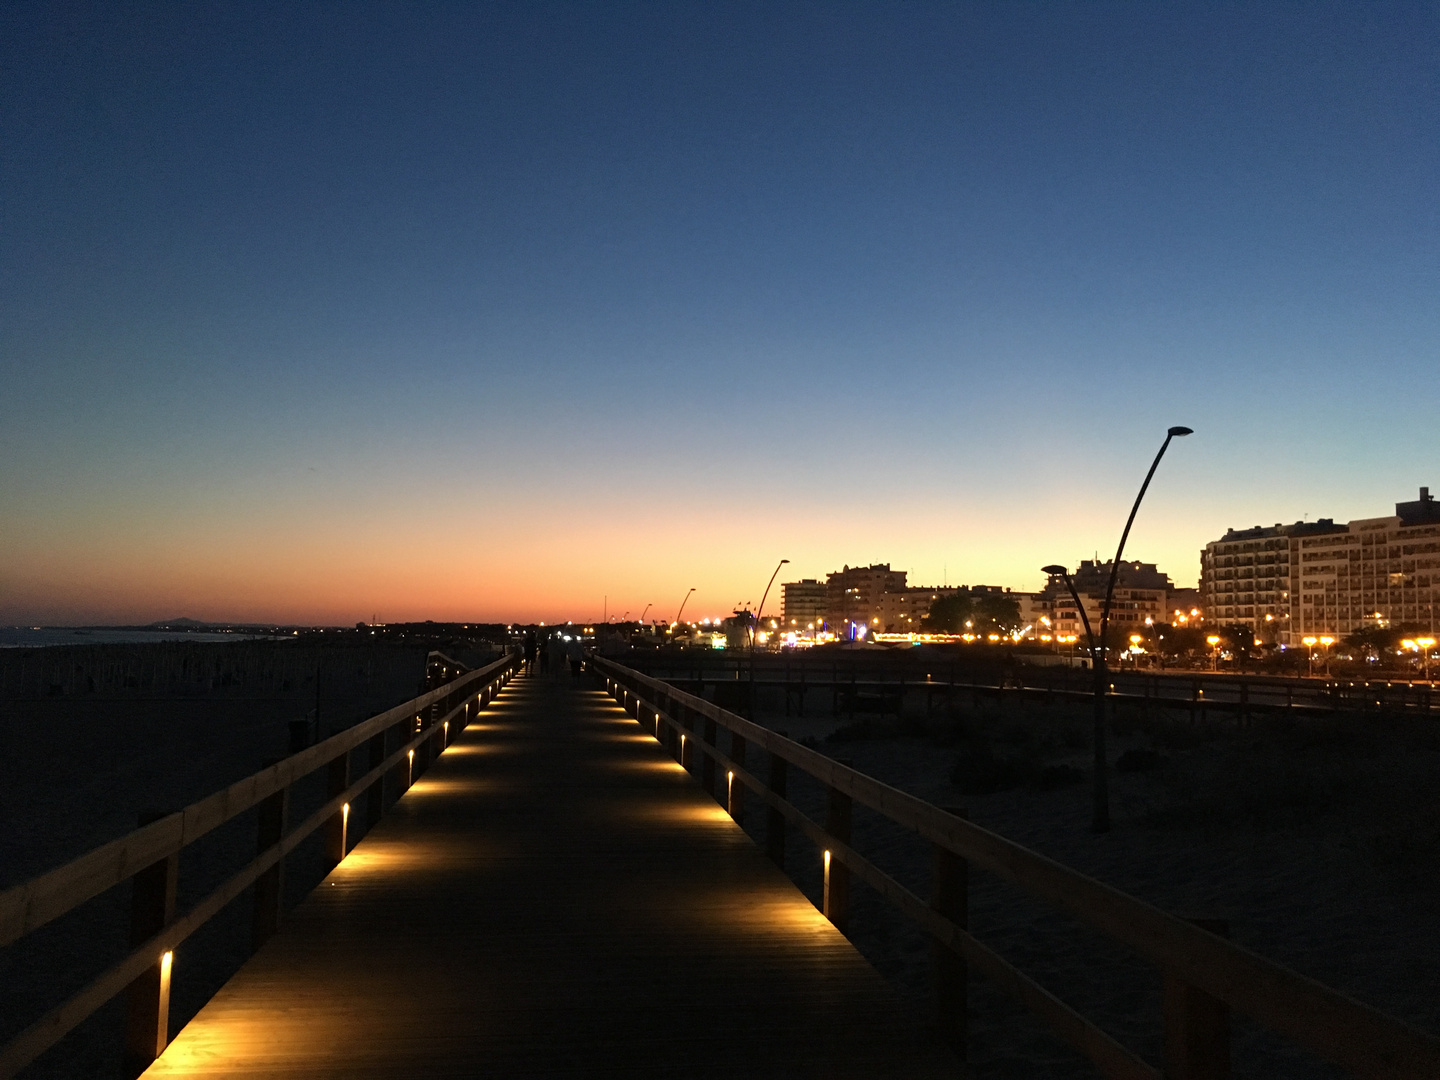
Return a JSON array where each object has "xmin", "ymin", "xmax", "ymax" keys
[{"xmin": 141, "ymin": 672, "xmax": 955, "ymax": 1078}]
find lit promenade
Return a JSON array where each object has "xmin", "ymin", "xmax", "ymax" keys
[{"xmin": 142, "ymin": 672, "xmax": 953, "ymax": 1078}]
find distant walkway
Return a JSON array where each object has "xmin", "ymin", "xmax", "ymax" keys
[{"xmin": 143, "ymin": 672, "xmax": 953, "ymax": 1077}]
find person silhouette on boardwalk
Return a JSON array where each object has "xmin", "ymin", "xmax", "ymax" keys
[{"xmin": 524, "ymin": 630, "xmax": 537, "ymax": 674}]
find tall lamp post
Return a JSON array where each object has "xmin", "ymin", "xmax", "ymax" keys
[
  {"xmin": 749, "ymin": 559, "xmax": 789, "ymax": 719},
  {"xmin": 673, "ymin": 587, "xmax": 696, "ymax": 632},
  {"xmin": 1042, "ymin": 424, "xmax": 1191, "ymax": 834}
]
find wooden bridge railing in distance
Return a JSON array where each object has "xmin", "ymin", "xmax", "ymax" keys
[
  {"xmin": 0, "ymin": 653, "xmax": 519, "ymax": 1079},
  {"xmin": 634, "ymin": 651, "xmax": 1439, "ymax": 720},
  {"xmin": 593, "ymin": 655, "xmax": 1440, "ymax": 1080}
]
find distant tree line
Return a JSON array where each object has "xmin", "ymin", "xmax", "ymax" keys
[{"xmin": 923, "ymin": 593, "xmax": 1022, "ymax": 634}]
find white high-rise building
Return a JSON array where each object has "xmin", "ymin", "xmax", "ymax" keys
[{"xmin": 1200, "ymin": 486, "xmax": 1440, "ymax": 644}]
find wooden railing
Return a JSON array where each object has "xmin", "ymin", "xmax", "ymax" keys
[
  {"xmin": 0, "ymin": 653, "xmax": 518, "ymax": 1079},
  {"xmin": 594, "ymin": 655, "xmax": 1440, "ymax": 1080}
]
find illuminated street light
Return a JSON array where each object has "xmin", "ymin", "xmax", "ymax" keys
[
  {"xmin": 1415, "ymin": 637, "xmax": 1436, "ymax": 681},
  {"xmin": 1301, "ymin": 634, "xmax": 1334, "ymax": 677},
  {"xmin": 1039, "ymin": 423, "xmax": 1192, "ymax": 834}
]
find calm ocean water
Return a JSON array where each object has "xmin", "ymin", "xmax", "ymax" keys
[{"xmin": 0, "ymin": 628, "xmax": 282, "ymax": 649}]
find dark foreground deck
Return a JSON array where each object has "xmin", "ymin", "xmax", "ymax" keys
[{"xmin": 142, "ymin": 673, "xmax": 954, "ymax": 1078}]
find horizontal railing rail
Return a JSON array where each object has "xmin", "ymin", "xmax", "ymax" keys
[
  {"xmin": 0, "ymin": 653, "xmax": 518, "ymax": 1079},
  {"xmin": 594, "ymin": 655, "xmax": 1440, "ymax": 1080}
]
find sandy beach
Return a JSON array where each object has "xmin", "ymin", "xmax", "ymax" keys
[{"xmin": 736, "ymin": 676, "xmax": 1440, "ymax": 1078}]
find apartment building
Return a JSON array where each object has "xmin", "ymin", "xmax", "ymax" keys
[
  {"xmin": 1039, "ymin": 560, "xmax": 1172, "ymax": 641},
  {"xmin": 780, "ymin": 579, "xmax": 827, "ymax": 630},
  {"xmin": 1200, "ymin": 487, "xmax": 1440, "ymax": 644},
  {"xmin": 825, "ymin": 563, "xmax": 908, "ymax": 633},
  {"xmin": 784, "ymin": 564, "xmax": 1044, "ymax": 638}
]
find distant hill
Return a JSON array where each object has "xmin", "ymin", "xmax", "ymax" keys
[{"xmin": 149, "ymin": 617, "xmax": 211, "ymax": 628}]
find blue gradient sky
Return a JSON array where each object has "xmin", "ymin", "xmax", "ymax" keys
[{"xmin": 2, "ymin": 2, "xmax": 1436, "ymax": 624}]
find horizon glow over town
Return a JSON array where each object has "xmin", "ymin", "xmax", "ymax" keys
[{"xmin": 2, "ymin": 3, "xmax": 1436, "ymax": 626}]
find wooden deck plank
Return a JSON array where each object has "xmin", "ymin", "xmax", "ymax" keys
[{"xmin": 143, "ymin": 675, "xmax": 954, "ymax": 1078}]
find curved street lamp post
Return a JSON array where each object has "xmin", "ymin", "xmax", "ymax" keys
[
  {"xmin": 1043, "ymin": 425, "xmax": 1191, "ymax": 834},
  {"xmin": 750, "ymin": 559, "xmax": 789, "ymax": 719},
  {"xmin": 673, "ymin": 587, "xmax": 696, "ymax": 631}
]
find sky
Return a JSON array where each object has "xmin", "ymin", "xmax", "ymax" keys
[{"xmin": 2, "ymin": 1, "xmax": 1436, "ymax": 625}]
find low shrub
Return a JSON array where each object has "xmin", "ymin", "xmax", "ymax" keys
[
  {"xmin": 1034, "ymin": 763, "xmax": 1085, "ymax": 790},
  {"xmin": 950, "ymin": 746, "xmax": 1032, "ymax": 794},
  {"xmin": 827, "ymin": 719, "xmax": 874, "ymax": 743},
  {"xmin": 1116, "ymin": 748, "xmax": 1168, "ymax": 773}
]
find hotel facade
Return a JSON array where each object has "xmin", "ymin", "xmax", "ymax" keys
[{"xmin": 1200, "ymin": 487, "xmax": 1440, "ymax": 645}]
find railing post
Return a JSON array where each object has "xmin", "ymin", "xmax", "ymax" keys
[
  {"xmin": 365, "ymin": 730, "xmax": 385, "ymax": 832},
  {"xmin": 931, "ymin": 806, "xmax": 969, "ymax": 1061},
  {"xmin": 766, "ymin": 753, "xmax": 788, "ymax": 868},
  {"xmin": 413, "ymin": 712, "xmax": 429, "ymax": 778},
  {"xmin": 325, "ymin": 749, "xmax": 350, "ymax": 869},
  {"xmin": 1164, "ymin": 918, "xmax": 1231, "ymax": 1080},
  {"xmin": 252, "ymin": 768, "xmax": 289, "ymax": 953},
  {"xmin": 680, "ymin": 703, "xmax": 696, "ymax": 773},
  {"xmin": 122, "ymin": 810, "xmax": 178, "ymax": 1079},
  {"xmin": 386, "ymin": 718, "xmax": 408, "ymax": 804},
  {"xmin": 823, "ymin": 786, "xmax": 852, "ymax": 934},
  {"xmin": 702, "ymin": 715, "xmax": 717, "ymax": 797},
  {"xmin": 728, "ymin": 734, "xmax": 746, "ymax": 823}
]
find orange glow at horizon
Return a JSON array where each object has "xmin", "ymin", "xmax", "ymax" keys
[{"xmin": 0, "ymin": 476, "xmax": 1209, "ymax": 625}]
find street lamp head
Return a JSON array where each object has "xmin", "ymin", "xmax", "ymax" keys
[
  {"xmin": 780, "ymin": 558, "xmax": 790, "ymax": 564},
  {"xmin": 1167, "ymin": 426, "xmax": 1194, "ymax": 437},
  {"xmin": 1041, "ymin": 564, "xmax": 1068, "ymax": 576}
]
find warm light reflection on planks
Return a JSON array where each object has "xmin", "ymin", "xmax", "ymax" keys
[
  {"xmin": 599, "ymin": 758, "xmax": 689, "ymax": 776},
  {"xmin": 142, "ymin": 674, "xmax": 953, "ymax": 1079}
]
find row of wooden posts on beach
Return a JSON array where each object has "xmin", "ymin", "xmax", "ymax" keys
[
  {"xmin": 0, "ymin": 640, "xmax": 427, "ymax": 700},
  {"xmin": 632, "ymin": 653, "xmax": 1439, "ymax": 721}
]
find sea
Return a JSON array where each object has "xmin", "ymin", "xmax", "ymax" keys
[{"xmin": 0, "ymin": 627, "xmax": 284, "ymax": 649}]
